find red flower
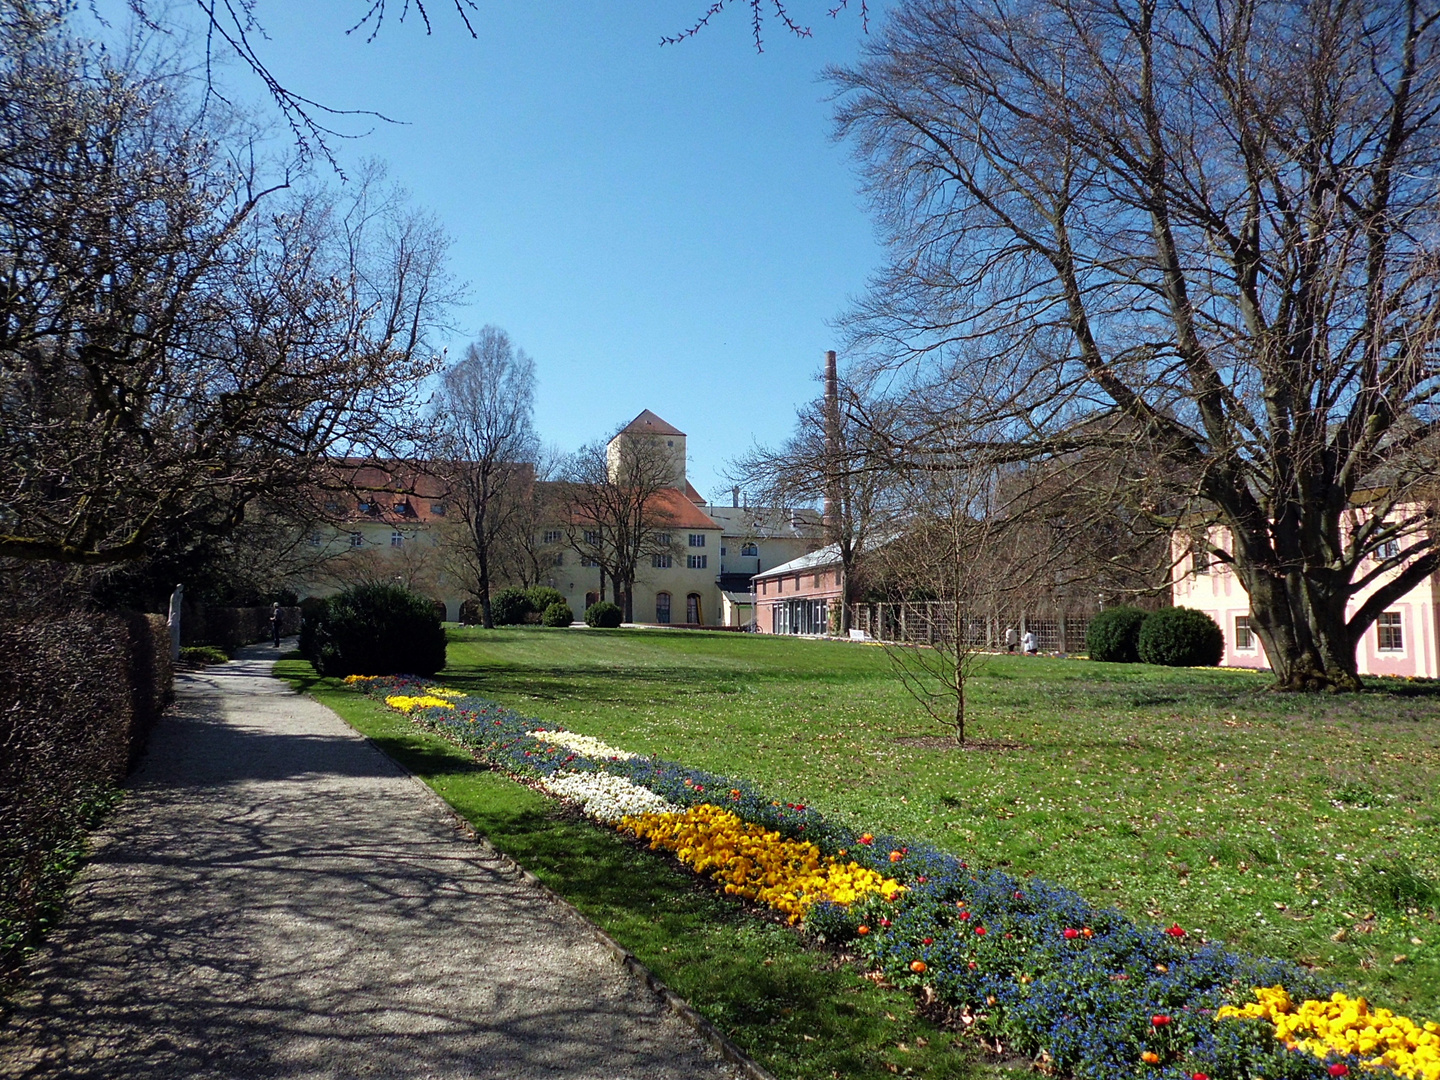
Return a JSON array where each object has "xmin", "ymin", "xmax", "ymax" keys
[
  {"xmin": 1328, "ymin": 1067, "xmax": 1349, "ymax": 1078},
  {"xmin": 917, "ymin": 876, "xmax": 928, "ymax": 884},
  {"xmin": 880, "ymin": 918, "xmax": 891, "ymax": 928},
  {"xmin": 1165, "ymin": 924, "xmax": 1186, "ymax": 938},
  {"xmin": 859, "ymin": 833, "xmax": 874, "ymax": 845},
  {"xmin": 958, "ymin": 911, "xmax": 971, "ymax": 921},
  {"xmin": 922, "ymin": 937, "xmax": 933, "ymax": 945},
  {"xmin": 1192, "ymin": 1074, "xmax": 1210, "ymax": 1080},
  {"xmin": 1152, "ymin": 1015, "xmax": 1171, "ymax": 1027},
  {"xmin": 1064, "ymin": 928, "xmax": 1080, "ymax": 939},
  {"xmin": 975, "ymin": 926, "xmax": 987, "ymax": 935}
]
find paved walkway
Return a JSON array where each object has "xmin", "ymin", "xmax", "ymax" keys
[{"xmin": 0, "ymin": 646, "xmax": 740, "ymax": 1080}]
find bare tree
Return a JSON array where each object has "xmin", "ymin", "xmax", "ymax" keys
[
  {"xmin": 488, "ymin": 444, "xmax": 566, "ymax": 590},
  {"xmin": 0, "ymin": 7, "xmax": 454, "ymax": 576},
  {"xmin": 733, "ymin": 361, "xmax": 900, "ymax": 632},
  {"xmin": 433, "ymin": 327, "xmax": 538, "ymax": 627},
  {"xmin": 833, "ymin": 0, "xmax": 1440, "ymax": 690},
  {"xmin": 562, "ymin": 431, "xmax": 681, "ymax": 623}
]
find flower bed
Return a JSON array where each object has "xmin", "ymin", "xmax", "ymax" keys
[{"xmin": 347, "ymin": 674, "xmax": 1436, "ymax": 1080}]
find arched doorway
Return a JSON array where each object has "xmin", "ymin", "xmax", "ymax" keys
[
  {"xmin": 585, "ymin": 591, "xmax": 599, "ymax": 610},
  {"xmin": 686, "ymin": 593, "xmax": 702, "ymax": 625},
  {"xmin": 655, "ymin": 592, "xmax": 671, "ymax": 624}
]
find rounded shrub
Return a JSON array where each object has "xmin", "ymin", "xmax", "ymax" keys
[
  {"xmin": 1084, "ymin": 605, "xmax": 1149, "ymax": 663},
  {"xmin": 1137, "ymin": 606, "xmax": 1224, "ymax": 667},
  {"xmin": 303, "ymin": 583, "xmax": 446, "ymax": 676},
  {"xmin": 526, "ymin": 586, "xmax": 566, "ymax": 614},
  {"xmin": 541, "ymin": 601, "xmax": 574, "ymax": 628},
  {"xmin": 584, "ymin": 600, "xmax": 623, "ymax": 629},
  {"xmin": 489, "ymin": 587, "xmax": 532, "ymax": 626}
]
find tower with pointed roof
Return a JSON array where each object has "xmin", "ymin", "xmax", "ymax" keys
[{"xmin": 607, "ymin": 409, "xmax": 689, "ymax": 492}]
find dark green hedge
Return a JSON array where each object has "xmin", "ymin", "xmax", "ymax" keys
[
  {"xmin": 1137, "ymin": 606, "xmax": 1224, "ymax": 667},
  {"xmin": 1084, "ymin": 606, "xmax": 1149, "ymax": 663},
  {"xmin": 299, "ymin": 584, "xmax": 446, "ymax": 676}
]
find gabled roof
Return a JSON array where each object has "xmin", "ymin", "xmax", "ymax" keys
[
  {"xmin": 753, "ymin": 543, "xmax": 843, "ymax": 580},
  {"xmin": 647, "ymin": 488, "xmax": 721, "ymax": 530},
  {"xmin": 620, "ymin": 409, "xmax": 685, "ymax": 437}
]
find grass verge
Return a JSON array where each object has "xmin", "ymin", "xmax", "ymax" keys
[{"xmin": 278, "ymin": 660, "xmax": 1001, "ymax": 1080}]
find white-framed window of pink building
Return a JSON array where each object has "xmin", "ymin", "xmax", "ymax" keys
[
  {"xmin": 1191, "ymin": 542, "xmax": 1210, "ymax": 575},
  {"xmin": 1377, "ymin": 611, "xmax": 1404, "ymax": 651},
  {"xmin": 1234, "ymin": 615, "xmax": 1255, "ymax": 650}
]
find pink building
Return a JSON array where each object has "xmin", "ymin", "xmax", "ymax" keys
[
  {"xmin": 753, "ymin": 545, "xmax": 844, "ymax": 635},
  {"xmin": 1173, "ymin": 522, "xmax": 1440, "ymax": 678}
]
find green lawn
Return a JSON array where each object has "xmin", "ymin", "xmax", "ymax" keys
[
  {"xmin": 431, "ymin": 627, "xmax": 1440, "ymax": 1013},
  {"xmin": 280, "ymin": 625, "xmax": 1440, "ymax": 1075}
]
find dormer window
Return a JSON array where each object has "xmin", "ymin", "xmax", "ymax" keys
[
  {"xmin": 393, "ymin": 501, "xmax": 408, "ymax": 515},
  {"xmin": 357, "ymin": 501, "xmax": 372, "ymax": 514},
  {"xmin": 740, "ymin": 542, "xmax": 758, "ymax": 557},
  {"xmin": 430, "ymin": 503, "xmax": 446, "ymax": 516}
]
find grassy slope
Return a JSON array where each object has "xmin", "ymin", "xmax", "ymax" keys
[
  {"xmin": 430, "ymin": 627, "xmax": 1440, "ymax": 1014},
  {"xmin": 280, "ymin": 662, "xmax": 985, "ymax": 1080}
]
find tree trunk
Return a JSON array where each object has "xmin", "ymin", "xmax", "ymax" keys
[
  {"xmin": 1237, "ymin": 561, "xmax": 1362, "ymax": 691},
  {"xmin": 475, "ymin": 507, "xmax": 495, "ymax": 630}
]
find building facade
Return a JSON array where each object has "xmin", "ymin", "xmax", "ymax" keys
[{"xmin": 1173, "ymin": 520, "xmax": 1440, "ymax": 678}]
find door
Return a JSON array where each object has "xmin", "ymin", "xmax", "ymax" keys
[
  {"xmin": 686, "ymin": 593, "xmax": 701, "ymax": 625},
  {"xmin": 656, "ymin": 592, "xmax": 671, "ymax": 624}
]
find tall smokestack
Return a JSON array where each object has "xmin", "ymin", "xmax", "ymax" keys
[{"xmin": 823, "ymin": 350, "xmax": 840, "ymax": 536}]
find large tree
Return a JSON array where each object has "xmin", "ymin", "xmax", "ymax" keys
[
  {"xmin": 833, "ymin": 0, "xmax": 1440, "ymax": 690},
  {"xmin": 0, "ymin": 3, "xmax": 452, "ymax": 572},
  {"xmin": 433, "ymin": 327, "xmax": 539, "ymax": 628}
]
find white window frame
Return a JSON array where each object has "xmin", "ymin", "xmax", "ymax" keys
[
  {"xmin": 1234, "ymin": 615, "xmax": 1254, "ymax": 650},
  {"xmin": 688, "ymin": 533, "xmax": 706, "ymax": 548},
  {"xmin": 1377, "ymin": 611, "xmax": 1404, "ymax": 652},
  {"xmin": 687, "ymin": 554, "xmax": 707, "ymax": 569}
]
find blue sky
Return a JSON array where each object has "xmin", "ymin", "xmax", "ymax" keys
[{"xmin": 103, "ymin": 3, "xmax": 889, "ymax": 502}]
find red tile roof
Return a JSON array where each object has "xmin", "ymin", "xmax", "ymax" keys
[{"xmin": 620, "ymin": 409, "xmax": 685, "ymax": 437}]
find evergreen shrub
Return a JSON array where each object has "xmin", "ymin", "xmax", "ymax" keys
[
  {"xmin": 584, "ymin": 601, "xmax": 623, "ymax": 629},
  {"xmin": 541, "ymin": 601, "xmax": 574, "ymax": 628},
  {"xmin": 301, "ymin": 584, "xmax": 446, "ymax": 676},
  {"xmin": 526, "ymin": 586, "xmax": 566, "ymax": 614},
  {"xmin": 1084, "ymin": 606, "xmax": 1149, "ymax": 663},
  {"xmin": 1137, "ymin": 606, "xmax": 1224, "ymax": 667},
  {"xmin": 489, "ymin": 587, "xmax": 531, "ymax": 626}
]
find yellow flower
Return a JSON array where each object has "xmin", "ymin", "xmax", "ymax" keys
[{"xmin": 385, "ymin": 694, "xmax": 457, "ymax": 713}]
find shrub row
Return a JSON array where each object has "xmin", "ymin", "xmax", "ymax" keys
[
  {"xmin": 471, "ymin": 586, "xmax": 572, "ymax": 627},
  {"xmin": 349, "ymin": 674, "xmax": 1347, "ymax": 1080},
  {"xmin": 1, "ymin": 611, "xmax": 173, "ymax": 978},
  {"xmin": 1086, "ymin": 606, "xmax": 1225, "ymax": 666}
]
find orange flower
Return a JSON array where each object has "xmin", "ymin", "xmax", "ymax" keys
[
  {"xmin": 1142, "ymin": 1052, "xmax": 1161, "ymax": 1065},
  {"xmin": 889, "ymin": 850, "xmax": 904, "ymax": 863},
  {"xmin": 857, "ymin": 925, "xmax": 871, "ymax": 936},
  {"xmin": 910, "ymin": 960, "xmax": 927, "ymax": 974}
]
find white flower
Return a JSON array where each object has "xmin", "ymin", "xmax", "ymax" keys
[
  {"xmin": 528, "ymin": 729, "xmax": 636, "ymax": 761},
  {"xmin": 537, "ymin": 771, "xmax": 679, "ymax": 823}
]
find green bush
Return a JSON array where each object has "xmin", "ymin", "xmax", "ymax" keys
[
  {"xmin": 584, "ymin": 600, "xmax": 623, "ymax": 629},
  {"xmin": 1085, "ymin": 606, "xmax": 1149, "ymax": 663},
  {"xmin": 180, "ymin": 645, "xmax": 229, "ymax": 665},
  {"xmin": 541, "ymin": 601, "xmax": 574, "ymax": 628},
  {"xmin": 489, "ymin": 587, "xmax": 532, "ymax": 626},
  {"xmin": 1137, "ymin": 606, "xmax": 1224, "ymax": 667},
  {"xmin": 300, "ymin": 584, "xmax": 446, "ymax": 676},
  {"xmin": 526, "ymin": 586, "xmax": 567, "ymax": 614}
]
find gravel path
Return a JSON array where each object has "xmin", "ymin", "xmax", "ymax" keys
[{"xmin": 0, "ymin": 645, "xmax": 741, "ymax": 1080}]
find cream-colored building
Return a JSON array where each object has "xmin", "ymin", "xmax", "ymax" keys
[{"xmin": 292, "ymin": 412, "xmax": 826, "ymax": 628}]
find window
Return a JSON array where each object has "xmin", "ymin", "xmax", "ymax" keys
[
  {"xmin": 720, "ymin": 546, "xmax": 727, "ymax": 556},
  {"xmin": 584, "ymin": 530, "xmax": 601, "ymax": 546},
  {"xmin": 430, "ymin": 503, "xmax": 446, "ymax": 516},
  {"xmin": 309, "ymin": 531, "xmax": 322, "ymax": 547},
  {"xmin": 813, "ymin": 572, "xmax": 824, "ymax": 588},
  {"xmin": 655, "ymin": 533, "xmax": 671, "ymax": 546},
  {"xmin": 740, "ymin": 542, "xmax": 758, "ymax": 557},
  {"xmin": 1378, "ymin": 611, "xmax": 1404, "ymax": 651},
  {"xmin": 687, "ymin": 554, "xmax": 707, "ymax": 569},
  {"xmin": 393, "ymin": 502, "xmax": 408, "ymax": 514},
  {"xmin": 349, "ymin": 532, "xmax": 363, "ymax": 548},
  {"xmin": 652, "ymin": 553, "xmax": 672, "ymax": 568},
  {"xmin": 554, "ymin": 551, "xmax": 565, "ymax": 566},
  {"xmin": 1234, "ymin": 615, "xmax": 1254, "ymax": 650},
  {"xmin": 1377, "ymin": 538, "xmax": 1400, "ymax": 561},
  {"xmin": 390, "ymin": 531, "xmax": 404, "ymax": 548},
  {"xmin": 1192, "ymin": 544, "xmax": 1210, "ymax": 575},
  {"xmin": 324, "ymin": 500, "xmax": 341, "ymax": 514},
  {"xmin": 357, "ymin": 500, "xmax": 373, "ymax": 514},
  {"xmin": 655, "ymin": 592, "xmax": 672, "ymax": 624},
  {"xmin": 543, "ymin": 529, "xmax": 562, "ymax": 544},
  {"xmin": 581, "ymin": 556, "xmax": 598, "ymax": 568},
  {"xmin": 686, "ymin": 593, "xmax": 702, "ymax": 624},
  {"xmin": 688, "ymin": 533, "xmax": 706, "ymax": 547},
  {"xmin": 773, "ymin": 599, "xmax": 828, "ymax": 636}
]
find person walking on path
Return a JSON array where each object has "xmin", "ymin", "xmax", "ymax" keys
[
  {"xmin": 1004, "ymin": 626, "xmax": 1019, "ymax": 653},
  {"xmin": 0, "ymin": 644, "xmax": 740, "ymax": 1080},
  {"xmin": 1022, "ymin": 629, "xmax": 1038, "ymax": 655},
  {"xmin": 269, "ymin": 601, "xmax": 282, "ymax": 648}
]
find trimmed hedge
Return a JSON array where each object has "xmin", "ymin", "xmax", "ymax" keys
[
  {"xmin": 1138, "ymin": 606, "xmax": 1225, "ymax": 667},
  {"xmin": 299, "ymin": 584, "xmax": 446, "ymax": 677},
  {"xmin": 1084, "ymin": 606, "xmax": 1149, "ymax": 663},
  {"xmin": 1, "ymin": 611, "xmax": 172, "ymax": 978},
  {"xmin": 526, "ymin": 586, "xmax": 566, "ymax": 614},
  {"xmin": 541, "ymin": 601, "xmax": 574, "ymax": 627},
  {"xmin": 489, "ymin": 587, "xmax": 531, "ymax": 626},
  {"xmin": 584, "ymin": 600, "xmax": 623, "ymax": 629},
  {"xmin": 182, "ymin": 603, "xmax": 299, "ymax": 652}
]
